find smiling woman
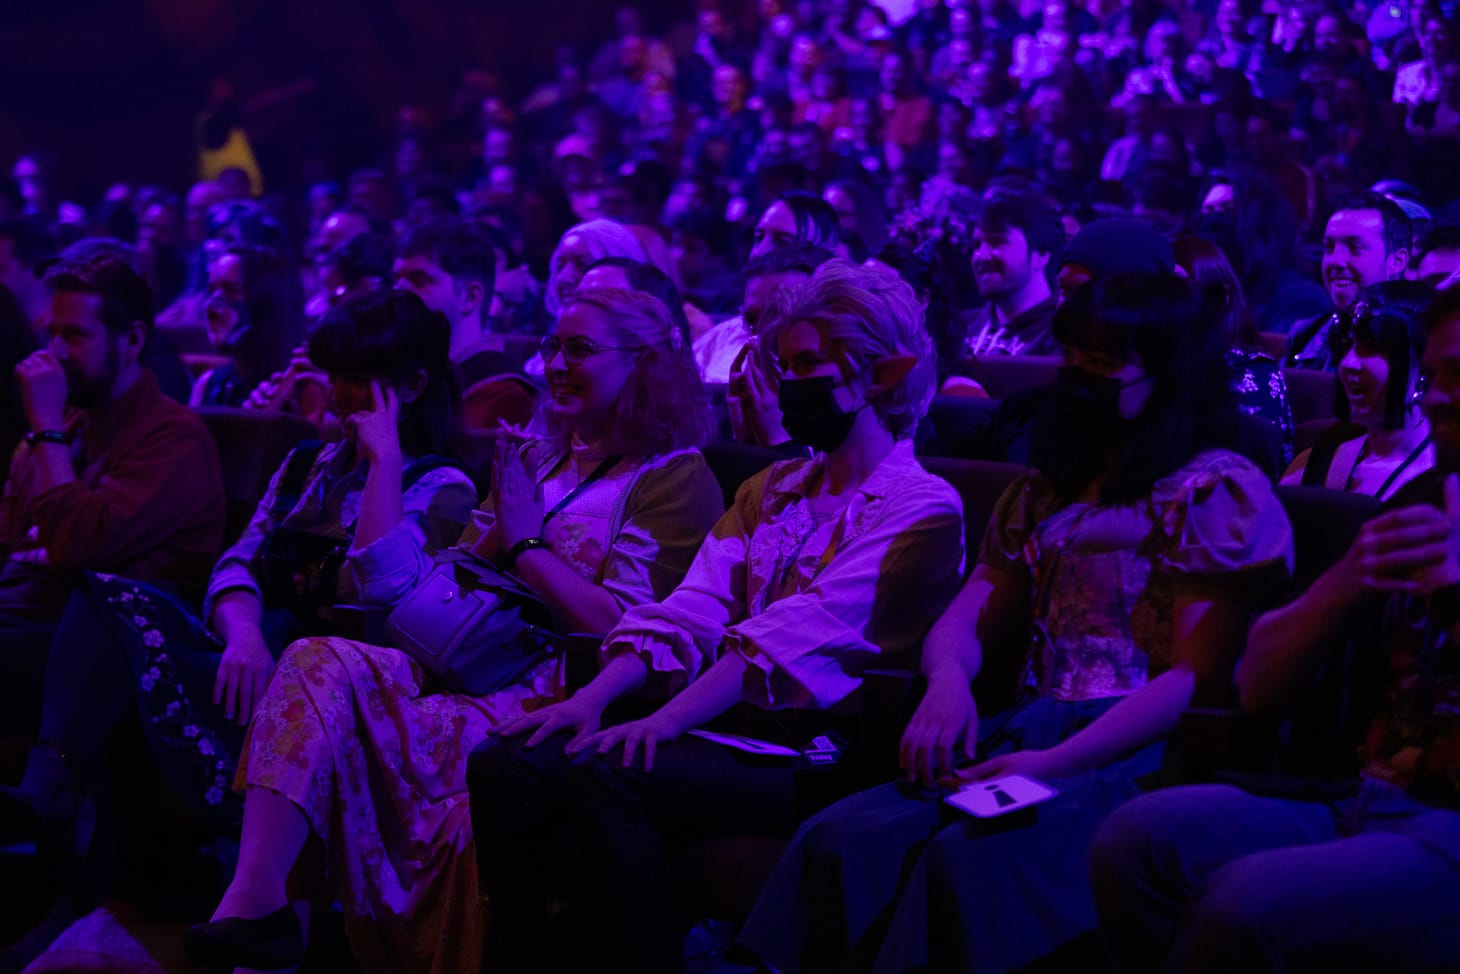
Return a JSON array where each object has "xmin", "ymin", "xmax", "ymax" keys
[
  {"xmin": 1283, "ymin": 280, "xmax": 1438, "ymax": 499},
  {"xmin": 186, "ymin": 286, "xmax": 724, "ymax": 974}
]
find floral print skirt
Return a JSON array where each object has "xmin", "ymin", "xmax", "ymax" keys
[{"xmin": 238, "ymin": 635, "xmax": 563, "ymax": 974}]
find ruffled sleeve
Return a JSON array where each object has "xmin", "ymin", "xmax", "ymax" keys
[
  {"xmin": 1155, "ymin": 450, "xmax": 1294, "ymax": 602},
  {"xmin": 599, "ymin": 469, "xmax": 764, "ymax": 696},
  {"xmin": 976, "ymin": 472, "xmax": 1054, "ymax": 578}
]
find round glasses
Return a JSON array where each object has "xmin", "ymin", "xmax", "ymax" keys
[{"xmin": 539, "ymin": 335, "xmax": 639, "ymax": 365}]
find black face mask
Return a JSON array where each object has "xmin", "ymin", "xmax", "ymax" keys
[
  {"xmin": 779, "ymin": 374, "xmax": 864, "ymax": 453},
  {"xmin": 1054, "ymin": 365, "xmax": 1142, "ymax": 446}
]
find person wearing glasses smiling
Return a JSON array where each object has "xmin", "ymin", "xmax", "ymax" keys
[{"xmin": 185, "ymin": 286, "xmax": 723, "ymax": 974}]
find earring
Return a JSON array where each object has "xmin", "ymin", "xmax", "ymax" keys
[{"xmin": 1411, "ymin": 373, "xmax": 1429, "ymax": 408}]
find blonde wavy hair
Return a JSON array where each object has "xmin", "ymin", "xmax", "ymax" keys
[
  {"xmin": 542, "ymin": 287, "xmax": 713, "ymax": 457},
  {"xmin": 755, "ymin": 259, "xmax": 936, "ymax": 441}
]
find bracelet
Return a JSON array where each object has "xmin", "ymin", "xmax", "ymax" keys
[
  {"xmin": 24, "ymin": 429, "xmax": 72, "ymax": 447},
  {"xmin": 505, "ymin": 536, "xmax": 550, "ymax": 569}
]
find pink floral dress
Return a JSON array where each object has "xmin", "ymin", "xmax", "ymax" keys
[{"xmin": 236, "ymin": 442, "xmax": 723, "ymax": 974}]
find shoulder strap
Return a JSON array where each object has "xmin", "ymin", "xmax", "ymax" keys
[
  {"xmin": 1301, "ymin": 423, "xmax": 1363, "ymax": 488},
  {"xmin": 542, "ymin": 455, "xmax": 624, "ymax": 527}
]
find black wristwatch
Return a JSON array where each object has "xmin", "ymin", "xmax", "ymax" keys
[
  {"xmin": 505, "ymin": 536, "xmax": 550, "ymax": 569},
  {"xmin": 24, "ymin": 429, "xmax": 72, "ymax": 448}
]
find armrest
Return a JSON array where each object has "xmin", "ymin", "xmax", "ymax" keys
[
  {"xmin": 328, "ymin": 604, "xmax": 388, "ymax": 644},
  {"xmin": 859, "ymin": 667, "xmax": 922, "ymax": 774},
  {"xmin": 861, "ymin": 667, "xmax": 923, "ymax": 720},
  {"xmin": 562, "ymin": 633, "xmax": 605, "ymax": 690}
]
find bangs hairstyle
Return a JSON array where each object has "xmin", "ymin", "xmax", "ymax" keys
[
  {"xmin": 777, "ymin": 190, "xmax": 843, "ymax": 252},
  {"xmin": 755, "ymin": 259, "xmax": 936, "ymax": 441},
  {"xmin": 545, "ymin": 288, "xmax": 712, "ymax": 456},
  {"xmin": 308, "ymin": 289, "xmax": 458, "ymax": 458},
  {"xmin": 1047, "ymin": 273, "xmax": 1239, "ymax": 503},
  {"xmin": 1331, "ymin": 280, "xmax": 1436, "ymax": 430},
  {"xmin": 42, "ymin": 252, "xmax": 154, "ymax": 349}
]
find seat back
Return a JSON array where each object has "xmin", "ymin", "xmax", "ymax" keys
[
  {"xmin": 1255, "ymin": 332, "xmax": 1288, "ymax": 359},
  {"xmin": 1293, "ymin": 418, "xmax": 1343, "ymax": 458},
  {"xmin": 956, "ymin": 355, "xmax": 1061, "ymax": 400},
  {"xmin": 196, "ymin": 408, "xmax": 319, "ymax": 544},
  {"xmin": 1275, "ymin": 484, "xmax": 1384, "ymax": 776},
  {"xmin": 699, "ymin": 439, "xmax": 786, "ymax": 510},
  {"xmin": 1277, "ymin": 484, "xmax": 1378, "ymax": 592},
  {"xmin": 921, "ymin": 394, "xmax": 1002, "ymax": 459},
  {"xmin": 1282, "ymin": 367, "xmax": 1337, "ymax": 426},
  {"xmin": 920, "ymin": 457, "xmax": 1026, "ymax": 572},
  {"xmin": 503, "ymin": 334, "xmax": 541, "ymax": 372}
]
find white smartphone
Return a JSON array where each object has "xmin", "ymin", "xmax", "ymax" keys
[{"xmin": 944, "ymin": 775, "xmax": 1059, "ymax": 818}]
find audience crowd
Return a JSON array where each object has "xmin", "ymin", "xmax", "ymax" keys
[{"xmin": 2, "ymin": 0, "xmax": 1460, "ymax": 971}]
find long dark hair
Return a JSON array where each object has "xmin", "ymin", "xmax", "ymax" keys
[
  {"xmin": 307, "ymin": 289, "xmax": 459, "ymax": 458},
  {"xmin": 225, "ymin": 244, "xmax": 306, "ymax": 384},
  {"xmin": 1172, "ymin": 233, "xmax": 1259, "ymax": 350},
  {"xmin": 1041, "ymin": 273, "xmax": 1240, "ymax": 504}
]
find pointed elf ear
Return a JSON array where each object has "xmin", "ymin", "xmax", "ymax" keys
[{"xmin": 865, "ymin": 353, "xmax": 919, "ymax": 398}]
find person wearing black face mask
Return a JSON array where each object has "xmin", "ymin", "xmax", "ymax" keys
[
  {"xmin": 777, "ymin": 368, "xmax": 874, "ymax": 453},
  {"xmin": 739, "ymin": 273, "xmax": 1293, "ymax": 974},
  {"xmin": 468, "ymin": 261, "xmax": 965, "ymax": 974},
  {"xmin": 189, "ymin": 244, "xmax": 305, "ymax": 409}
]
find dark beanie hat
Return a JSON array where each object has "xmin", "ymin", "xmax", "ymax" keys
[{"xmin": 1061, "ymin": 218, "xmax": 1175, "ymax": 278}]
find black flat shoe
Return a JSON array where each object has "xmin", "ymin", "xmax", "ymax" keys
[{"xmin": 183, "ymin": 904, "xmax": 305, "ymax": 971}]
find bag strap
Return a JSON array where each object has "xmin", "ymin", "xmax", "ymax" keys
[
  {"xmin": 541, "ymin": 455, "xmax": 624, "ymax": 528},
  {"xmin": 277, "ymin": 440, "xmax": 325, "ymax": 510}
]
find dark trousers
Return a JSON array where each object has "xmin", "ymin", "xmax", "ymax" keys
[
  {"xmin": 468, "ymin": 728, "xmax": 855, "ymax": 974},
  {"xmin": 33, "ymin": 574, "xmax": 247, "ymax": 828},
  {"xmin": 1090, "ymin": 781, "xmax": 1460, "ymax": 973}
]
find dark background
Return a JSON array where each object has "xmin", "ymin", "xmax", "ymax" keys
[{"xmin": 0, "ymin": 0, "xmax": 696, "ymax": 197}]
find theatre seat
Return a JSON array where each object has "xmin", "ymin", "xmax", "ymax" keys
[
  {"xmin": 1173, "ymin": 485, "xmax": 1382, "ymax": 784},
  {"xmin": 195, "ymin": 407, "xmax": 319, "ymax": 544},
  {"xmin": 700, "ymin": 439, "xmax": 785, "ymax": 509},
  {"xmin": 955, "ymin": 355, "xmax": 1060, "ymax": 400},
  {"xmin": 921, "ymin": 456, "xmax": 1025, "ymax": 565},
  {"xmin": 503, "ymin": 334, "xmax": 541, "ymax": 373},
  {"xmin": 1282, "ymin": 367, "xmax": 1337, "ymax": 427},
  {"xmin": 921, "ymin": 394, "xmax": 1002, "ymax": 459}
]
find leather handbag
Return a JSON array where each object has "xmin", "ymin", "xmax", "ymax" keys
[
  {"xmin": 383, "ymin": 549, "xmax": 564, "ymax": 696},
  {"xmin": 382, "ymin": 453, "xmax": 623, "ymax": 696}
]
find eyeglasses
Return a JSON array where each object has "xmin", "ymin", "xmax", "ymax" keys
[
  {"xmin": 539, "ymin": 334, "xmax": 639, "ymax": 366},
  {"xmin": 1332, "ymin": 300, "xmax": 1390, "ymax": 356}
]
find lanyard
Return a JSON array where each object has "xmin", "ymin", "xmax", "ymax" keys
[
  {"xmin": 541, "ymin": 455, "xmax": 623, "ymax": 528},
  {"xmin": 1373, "ymin": 434, "xmax": 1433, "ymax": 501}
]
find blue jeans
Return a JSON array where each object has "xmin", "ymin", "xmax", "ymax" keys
[{"xmin": 1089, "ymin": 780, "xmax": 1460, "ymax": 973}]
